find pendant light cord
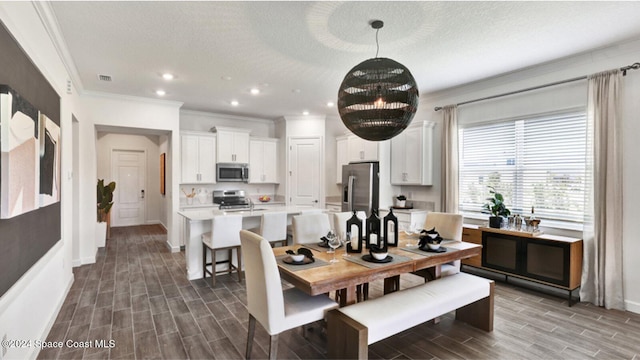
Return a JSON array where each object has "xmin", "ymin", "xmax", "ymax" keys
[{"xmin": 375, "ymin": 28, "xmax": 380, "ymax": 58}]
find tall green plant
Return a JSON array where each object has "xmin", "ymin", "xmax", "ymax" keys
[
  {"xmin": 97, "ymin": 179, "xmax": 116, "ymax": 222},
  {"xmin": 483, "ymin": 186, "xmax": 510, "ymax": 217}
]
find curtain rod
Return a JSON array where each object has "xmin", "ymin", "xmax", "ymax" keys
[{"xmin": 434, "ymin": 61, "xmax": 640, "ymax": 111}]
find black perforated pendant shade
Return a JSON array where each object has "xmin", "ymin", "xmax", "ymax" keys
[{"xmin": 337, "ymin": 57, "xmax": 419, "ymax": 141}]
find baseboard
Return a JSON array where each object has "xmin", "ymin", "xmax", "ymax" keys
[
  {"xmin": 165, "ymin": 240, "xmax": 180, "ymax": 253},
  {"xmin": 625, "ymin": 299, "xmax": 640, "ymax": 314},
  {"xmin": 33, "ymin": 273, "xmax": 74, "ymax": 359},
  {"xmin": 81, "ymin": 255, "xmax": 96, "ymax": 265},
  {"xmin": 146, "ymin": 220, "xmax": 167, "ymax": 231}
]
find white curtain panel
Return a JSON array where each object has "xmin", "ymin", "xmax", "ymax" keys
[
  {"xmin": 440, "ymin": 105, "xmax": 459, "ymax": 213},
  {"xmin": 580, "ymin": 69, "xmax": 624, "ymax": 309}
]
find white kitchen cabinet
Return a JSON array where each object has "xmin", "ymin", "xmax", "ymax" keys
[
  {"xmin": 347, "ymin": 135, "xmax": 378, "ymax": 162},
  {"xmin": 181, "ymin": 132, "xmax": 216, "ymax": 183},
  {"xmin": 378, "ymin": 209, "xmax": 427, "ymax": 232},
  {"xmin": 249, "ymin": 138, "xmax": 278, "ymax": 183},
  {"xmin": 215, "ymin": 127, "xmax": 250, "ymax": 163},
  {"xmin": 390, "ymin": 121, "xmax": 434, "ymax": 185},
  {"xmin": 336, "ymin": 136, "xmax": 348, "ymax": 184}
]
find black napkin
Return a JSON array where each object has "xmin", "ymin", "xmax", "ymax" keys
[{"xmin": 418, "ymin": 227, "xmax": 443, "ymax": 248}]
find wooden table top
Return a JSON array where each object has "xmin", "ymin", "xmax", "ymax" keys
[{"xmin": 273, "ymin": 233, "xmax": 481, "ymax": 297}]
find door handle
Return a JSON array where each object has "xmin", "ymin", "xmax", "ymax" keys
[
  {"xmin": 141, "ymin": 189, "xmax": 145, "ymax": 199},
  {"xmin": 314, "ymin": 200, "xmax": 319, "ymax": 203}
]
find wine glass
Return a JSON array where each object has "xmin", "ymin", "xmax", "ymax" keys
[
  {"xmin": 326, "ymin": 231, "xmax": 336, "ymax": 254},
  {"xmin": 342, "ymin": 231, "xmax": 351, "ymax": 257},
  {"xmin": 328, "ymin": 234, "xmax": 341, "ymax": 263},
  {"xmin": 403, "ymin": 223, "xmax": 417, "ymax": 247}
]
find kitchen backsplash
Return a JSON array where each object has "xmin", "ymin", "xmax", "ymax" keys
[{"xmin": 179, "ymin": 183, "xmax": 279, "ymax": 208}]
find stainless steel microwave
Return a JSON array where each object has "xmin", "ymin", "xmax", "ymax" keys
[{"xmin": 216, "ymin": 163, "xmax": 249, "ymax": 182}]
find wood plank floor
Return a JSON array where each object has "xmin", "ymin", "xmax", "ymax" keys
[{"xmin": 37, "ymin": 225, "xmax": 640, "ymax": 360}]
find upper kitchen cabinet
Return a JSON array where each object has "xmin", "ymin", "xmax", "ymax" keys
[
  {"xmin": 181, "ymin": 131, "xmax": 216, "ymax": 183},
  {"xmin": 347, "ymin": 135, "xmax": 378, "ymax": 162},
  {"xmin": 391, "ymin": 121, "xmax": 435, "ymax": 185},
  {"xmin": 249, "ymin": 138, "xmax": 278, "ymax": 184},
  {"xmin": 214, "ymin": 127, "xmax": 250, "ymax": 163},
  {"xmin": 336, "ymin": 136, "xmax": 348, "ymax": 184}
]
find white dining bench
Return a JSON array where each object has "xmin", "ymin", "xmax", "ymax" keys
[{"xmin": 327, "ymin": 272, "xmax": 495, "ymax": 359}]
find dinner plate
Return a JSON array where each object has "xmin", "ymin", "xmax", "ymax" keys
[
  {"xmin": 282, "ymin": 256, "xmax": 313, "ymax": 265},
  {"xmin": 420, "ymin": 246, "xmax": 446, "ymax": 253},
  {"xmin": 362, "ymin": 254, "xmax": 393, "ymax": 263}
]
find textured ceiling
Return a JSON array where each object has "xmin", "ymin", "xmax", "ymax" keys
[{"xmin": 49, "ymin": 1, "xmax": 640, "ymax": 120}]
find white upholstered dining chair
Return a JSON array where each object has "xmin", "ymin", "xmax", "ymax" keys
[
  {"xmin": 255, "ymin": 211, "xmax": 288, "ymax": 248},
  {"xmin": 414, "ymin": 212, "xmax": 464, "ymax": 281},
  {"xmin": 240, "ymin": 230, "xmax": 338, "ymax": 359},
  {"xmin": 291, "ymin": 213, "xmax": 332, "ymax": 245}
]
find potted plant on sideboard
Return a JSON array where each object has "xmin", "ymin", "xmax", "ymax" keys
[
  {"xmin": 97, "ymin": 179, "xmax": 116, "ymax": 245},
  {"xmin": 483, "ymin": 186, "xmax": 510, "ymax": 228},
  {"xmin": 395, "ymin": 194, "xmax": 407, "ymax": 208}
]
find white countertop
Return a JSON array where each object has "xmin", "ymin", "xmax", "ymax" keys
[
  {"xmin": 178, "ymin": 205, "xmax": 314, "ymax": 221},
  {"xmin": 382, "ymin": 207, "xmax": 429, "ymax": 214}
]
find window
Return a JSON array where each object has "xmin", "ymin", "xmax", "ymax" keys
[{"xmin": 458, "ymin": 110, "xmax": 587, "ymax": 225}]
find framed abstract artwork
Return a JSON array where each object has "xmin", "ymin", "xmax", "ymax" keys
[
  {"xmin": 160, "ymin": 152, "xmax": 166, "ymax": 195},
  {"xmin": 1, "ymin": 85, "xmax": 40, "ymax": 219},
  {"xmin": 0, "ymin": 85, "xmax": 60, "ymax": 219}
]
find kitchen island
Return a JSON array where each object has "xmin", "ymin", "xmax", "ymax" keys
[{"xmin": 178, "ymin": 206, "xmax": 318, "ymax": 280}]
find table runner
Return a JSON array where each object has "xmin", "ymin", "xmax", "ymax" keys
[
  {"xmin": 276, "ymin": 255, "xmax": 329, "ymax": 272},
  {"xmin": 343, "ymin": 253, "xmax": 413, "ymax": 269}
]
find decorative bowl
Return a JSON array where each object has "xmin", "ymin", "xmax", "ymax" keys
[
  {"xmin": 258, "ymin": 195, "xmax": 271, "ymax": 202},
  {"xmin": 290, "ymin": 254, "xmax": 305, "ymax": 262},
  {"xmin": 427, "ymin": 243, "xmax": 441, "ymax": 250},
  {"xmin": 371, "ymin": 252, "xmax": 388, "ymax": 260}
]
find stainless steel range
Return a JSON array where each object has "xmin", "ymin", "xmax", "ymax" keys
[{"xmin": 213, "ymin": 190, "xmax": 251, "ymax": 210}]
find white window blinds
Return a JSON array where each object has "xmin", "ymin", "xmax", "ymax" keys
[{"xmin": 458, "ymin": 110, "xmax": 587, "ymax": 224}]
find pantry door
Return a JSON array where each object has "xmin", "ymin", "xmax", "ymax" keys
[
  {"xmin": 111, "ymin": 149, "xmax": 146, "ymax": 226},
  {"xmin": 288, "ymin": 137, "xmax": 323, "ymax": 208}
]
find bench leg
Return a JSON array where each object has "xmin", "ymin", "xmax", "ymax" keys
[
  {"xmin": 456, "ymin": 281, "xmax": 495, "ymax": 331},
  {"xmin": 327, "ymin": 309, "xmax": 368, "ymax": 360}
]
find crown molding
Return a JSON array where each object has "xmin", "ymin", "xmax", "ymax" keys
[
  {"xmin": 32, "ymin": 1, "xmax": 84, "ymax": 95},
  {"xmin": 82, "ymin": 90, "xmax": 184, "ymax": 108},
  {"xmin": 180, "ymin": 109, "xmax": 274, "ymax": 124}
]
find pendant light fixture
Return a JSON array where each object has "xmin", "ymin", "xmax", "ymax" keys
[{"xmin": 337, "ymin": 20, "xmax": 419, "ymax": 141}]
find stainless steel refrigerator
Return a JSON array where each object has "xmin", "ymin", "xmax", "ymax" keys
[{"xmin": 342, "ymin": 161, "xmax": 379, "ymax": 215}]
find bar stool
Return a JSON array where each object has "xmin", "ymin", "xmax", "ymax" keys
[
  {"xmin": 256, "ymin": 211, "xmax": 288, "ymax": 248},
  {"xmin": 202, "ymin": 215, "xmax": 243, "ymax": 287}
]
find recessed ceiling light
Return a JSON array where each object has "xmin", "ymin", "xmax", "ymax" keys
[
  {"xmin": 327, "ymin": 102, "xmax": 334, "ymax": 107},
  {"xmin": 303, "ymin": 111, "xmax": 309, "ymax": 115},
  {"xmin": 162, "ymin": 73, "xmax": 174, "ymax": 80},
  {"xmin": 292, "ymin": 89, "xmax": 301, "ymax": 94},
  {"xmin": 221, "ymin": 76, "xmax": 232, "ymax": 81},
  {"xmin": 156, "ymin": 90, "xmax": 166, "ymax": 96},
  {"xmin": 230, "ymin": 100, "xmax": 239, "ymax": 106},
  {"xmin": 250, "ymin": 88, "xmax": 260, "ymax": 95}
]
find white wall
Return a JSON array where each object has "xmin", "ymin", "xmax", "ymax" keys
[
  {"xmin": 180, "ymin": 109, "xmax": 274, "ymax": 136},
  {"xmin": 0, "ymin": 3, "xmax": 77, "ymax": 359},
  {"xmin": 417, "ymin": 37, "xmax": 640, "ymax": 313},
  {"xmin": 96, "ymin": 132, "xmax": 163, "ymax": 226}
]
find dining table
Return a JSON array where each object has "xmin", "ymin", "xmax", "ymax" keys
[{"xmin": 273, "ymin": 232, "xmax": 482, "ymax": 307}]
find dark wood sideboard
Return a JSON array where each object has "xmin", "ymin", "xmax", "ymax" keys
[{"xmin": 462, "ymin": 225, "xmax": 583, "ymax": 305}]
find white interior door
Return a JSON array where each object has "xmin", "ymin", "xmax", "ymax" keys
[
  {"xmin": 111, "ymin": 149, "xmax": 146, "ymax": 226},
  {"xmin": 289, "ymin": 137, "xmax": 321, "ymax": 208}
]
